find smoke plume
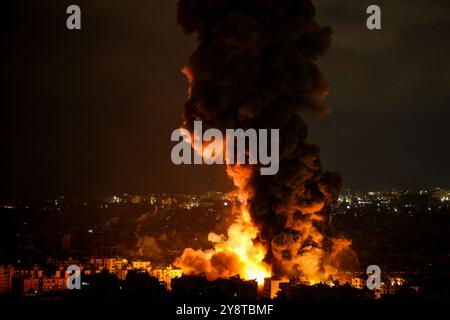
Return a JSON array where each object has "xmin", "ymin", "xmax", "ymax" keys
[{"xmin": 175, "ymin": 0, "xmax": 349, "ymax": 281}]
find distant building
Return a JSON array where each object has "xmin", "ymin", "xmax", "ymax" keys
[
  {"xmin": 375, "ymin": 278, "xmax": 405, "ymax": 297},
  {"xmin": 351, "ymin": 277, "xmax": 366, "ymax": 289},
  {"xmin": 149, "ymin": 266, "xmax": 182, "ymax": 290},
  {"xmin": 0, "ymin": 265, "xmax": 13, "ymax": 293},
  {"xmin": 22, "ymin": 278, "xmax": 40, "ymax": 294},
  {"xmin": 89, "ymin": 258, "xmax": 115, "ymax": 270},
  {"xmin": 132, "ymin": 260, "xmax": 151, "ymax": 270},
  {"xmin": 263, "ymin": 277, "xmax": 287, "ymax": 299},
  {"xmin": 114, "ymin": 269, "xmax": 128, "ymax": 281},
  {"xmin": 42, "ymin": 277, "xmax": 67, "ymax": 292}
]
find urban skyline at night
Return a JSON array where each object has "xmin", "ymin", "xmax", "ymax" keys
[{"xmin": 1, "ymin": 0, "xmax": 449, "ymax": 316}]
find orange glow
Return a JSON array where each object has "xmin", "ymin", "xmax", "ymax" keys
[
  {"xmin": 173, "ymin": 140, "xmax": 271, "ymax": 285},
  {"xmin": 174, "ymin": 199, "xmax": 271, "ymax": 285},
  {"xmin": 222, "ymin": 165, "xmax": 271, "ymax": 285},
  {"xmin": 174, "ymin": 69, "xmax": 352, "ymax": 287},
  {"xmin": 174, "ymin": 137, "xmax": 352, "ymax": 286},
  {"xmin": 210, "ymin": 205, "xmax": 271, "ymax": 285}
]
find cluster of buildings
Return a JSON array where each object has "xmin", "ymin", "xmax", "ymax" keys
[
  {"xmin": 338, "ymin": 187, "xmax": 450, "ymax": 207},
  {"xmin": 116, "ymin": 192, "xmax": 232, "ymax": 210},
  {"xmin": 334, "ymin": 187, "xmax": 450, "ymax": 216},
  {"xmin": 168, "ymin": 273, "xmax": 417, "ymax": 300},
  {"xmin": 0, "ymin": 191, "xmax": 232, "ymax": 212},
  {"xmin": 2, "ymin": 188, "xmax": 448, "ymax": 213},
  {"xmin": 0, "ymin": 258, "xmax": 183, "ymax": 295},
  {"xmin": 262, "ymin": 272, "xmax": 417, "ymax": 300},
  {"xmin": 1, "ymin": 258, "xmax": 423, "ymax": 301},
  {"xmin": 349, "ymin": 273, "xmax": 418, "ymax": 298}
]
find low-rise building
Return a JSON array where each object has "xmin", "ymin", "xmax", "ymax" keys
[
  {"xmin": 263, "ymin": 278, "xmax": 287, "ymax": 299},
  {"xmin": 0, "ymin": 265, "xmax": 13, "ymax": 293},
  {"xmin": 42, "ymin": 277, "xmax": 67, "ymax": 292}
]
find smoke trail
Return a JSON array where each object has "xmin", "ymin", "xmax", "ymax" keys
[{"xmin": 175, "ymin": 0, "xmax": 349, "ymax": 281}]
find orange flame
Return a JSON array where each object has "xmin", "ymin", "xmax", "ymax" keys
[
  {"xmin": 174, "ymin": 164, "xmax": 271, "ymax": 285},
  {"xmin": 174, "ymin": 67, "xmax": 352, "ymax": 286},
  {"xmin": 173, "ymin": 132, "xmax": 352, "ymax": 286}
]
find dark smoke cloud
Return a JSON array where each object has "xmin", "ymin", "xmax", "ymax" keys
[{"xmin": 177, "ymin": 0, "xmax": 343, "ymax": 279}]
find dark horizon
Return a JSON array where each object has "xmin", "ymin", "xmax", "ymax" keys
[{"xmin": 2, "ymin": 0, "xmax": 450, "ymax": 197}]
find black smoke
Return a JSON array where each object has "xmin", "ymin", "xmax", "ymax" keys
[{"xmin": 177, "ymin": 0, "xmax": 343, "ymax": 279}]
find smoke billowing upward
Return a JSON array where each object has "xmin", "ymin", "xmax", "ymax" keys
[{"xmin": 175, "ymin": 0, "xmax": 349, "ymax": 281}]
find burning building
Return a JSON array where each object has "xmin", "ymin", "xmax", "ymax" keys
[{"xmin": 174, "ymin": 0, "xmax": 351, "ymax": 284}]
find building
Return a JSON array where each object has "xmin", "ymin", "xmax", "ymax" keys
[
  {"xmin": 42, "ymin": 277, "xmax": 67, "ymax": 292},
  {"xmin": 0, "ymin": 265, "xmax": 13, "ymax": 294},
  {"xmin": 211, "ymin": 276, "xmax": 258, "ymax": 299},
  {"xmin": 351, "ymin": 277, "xmax": 366, "ymax": 289},
  {"xmin": 22, "ymin": 278, "xmax": 40, "ymax": 294},
  {"xmin": 131, "ymin": 260, "xmax": 151, "ymax": 270},
  {"xmin": 149, "ymin": 266, "xmax": 182, "ymax": 290},
  {"xmin": 263, "ymin": 278, "xmax": 287, "ymax": 299},
  {"xmin": 89, "ymin": 258, "xmax": 115, "ymax": 270}
]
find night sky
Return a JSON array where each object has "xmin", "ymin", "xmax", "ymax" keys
[{"xmin": 2, "ymin": 0, "xmax": 450, "ymax": 197}]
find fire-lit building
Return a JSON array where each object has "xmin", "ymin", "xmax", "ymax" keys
[
  {"xmin": 131, "ymin": 260, "xmax": 151, "ymax": 270},
  {"xmin": 0, "ymin": 265, "xmax": 13, "ymax": 294},
  {"xmin": 42, "ymin": 277, "xmax": 67, "ymax": 292},
  {"xmin": 149, "ymin": 266, "xmax": 182, "ymax": 290},
  {"xmin": 262, "ymin": 278, "xmax": 288, "ymax": 299},
  {"xmin": 89, "ymin": 258, "xmax": 116, "ymax": 270},
  {"xmin": 22, "ymin": 278, "xmax": 40, "ymax": 294},
  {"xmin": 351, "ymin": 277, "xmax": 366, "ymax": 289}
]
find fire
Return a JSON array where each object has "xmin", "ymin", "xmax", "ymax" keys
[
  {"xmin": 174, "ymin": 202, "xmax": 271, "ymax": 285},
  {"xmin": 174, "ymin": 165, "xmax": 271, "ymax": 285},
  {"xmin": 211, "ymin": 205, "xmax": 271, "ymax": 285},
  {"xmin": 173, "ymin": 128, "xmax": 352, "ymax": 286},
  {"xmin": 173, "ymin": 138, "xmax": 352, "ymax": 286},
  {"xmin": 240, "ymin": 211, "xmax": 270, "ymax": 284},
  {"xmin": 173, "ymin": 0, "xmax": 354, "ymax": 285},
  {"xmin": 221, "ymin": 165, "xmax": 271, "ymax": 285}
]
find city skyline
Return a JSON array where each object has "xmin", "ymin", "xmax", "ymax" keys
[
  {"xmin": 2, "ymin": 186, "xmax": 449, "ymax": 303},
  {"xmin": 2, "ymin": 0, "xmax": 450, "ymax": 312}
]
